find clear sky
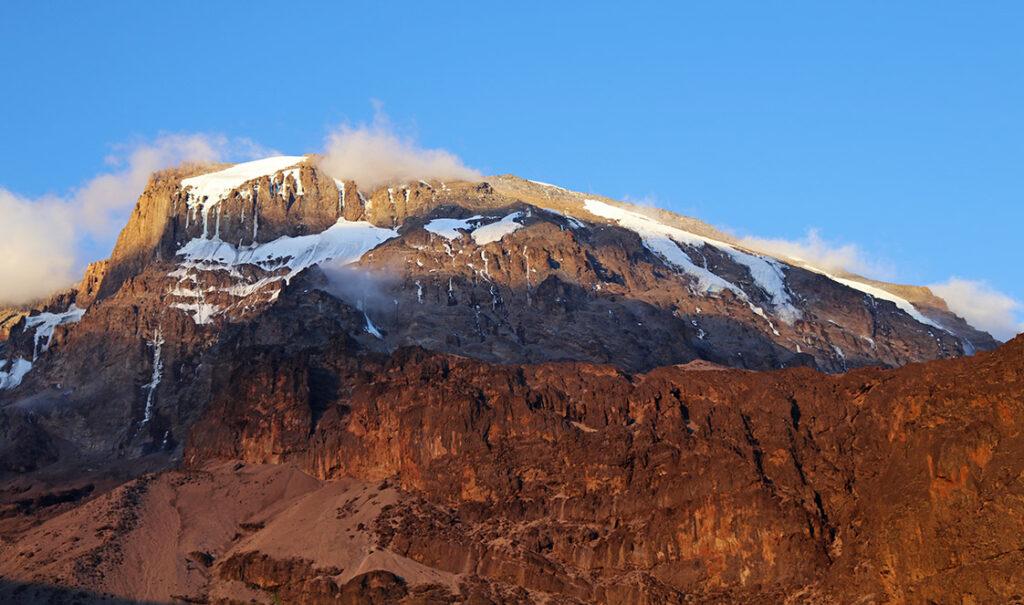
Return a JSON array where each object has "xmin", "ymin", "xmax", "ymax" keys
[{"xmin": 1, "ymin": 2, "xmax": 1021, "ymax": 335}]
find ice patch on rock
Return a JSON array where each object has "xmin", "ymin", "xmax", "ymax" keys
[
  {"xmin": 24, "ymin": 305, "xmax": 86, "ymax": 360},
  {"xmin": 424, "ymin": 216, "xmax": 483, "ymax": 240},
  {"xmin": 170, "ymin": 301, "xmax": 222, "ymax": 325},
  {"xmin": 0, "ymin": 358, "xmax": 32, "ymax": 390},
  {"xmin": 176, "ymin": 219, "xmax": 397, "ymax": 283},
  {"xmin": 170, "ymin": 219, "xmax": 397, "ymax": 325},
  {"xmin": 141, "ymin": 328, "xmax": 164, "ymax": 425},
  {"xmin": 472, "ymin": 212, "xmax": 525, "ymax": 245}
]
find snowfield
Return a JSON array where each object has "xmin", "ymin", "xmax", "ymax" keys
[
  {"xmin": 170, "ymin": 218, "xmax": 398, "ymax": 325},
  {"xmin": 176, "ymin": 219, "xmax": 398, "ymax": 283},
  {"xmin": 424, "ymin": 216, "xmax": 483, "ymax": 240},
  {"xmin": 471, "ymin": 212, "xmax": 525, "ymax": 245}
]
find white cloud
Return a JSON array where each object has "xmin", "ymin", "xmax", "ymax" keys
[
  {"xmin": 319, "ymin": 111, "xmax": 480, "ymax": 190},
  {"xmin": 929, "ymin": 278, "xmax": 1023, "ymax": 342},
  {"xmin": 0, "ymin": 134, "xmax": 265, "ymax": 306},
  {"xmin": 739, "ymin": 229, "xmax": 895, "ymax": 280},
  {"xmin": 738, "ymin": 231, "xmax": 1023, "ymax": 340},
  {"xmin": 0, "ymin": 189, "xmax": 77, "ymax": 305},
  {"xmin": 79, "ymin": 134, "xmax": 270, "ymax": 238}
]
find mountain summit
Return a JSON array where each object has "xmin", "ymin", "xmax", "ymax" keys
[
  {"xmin": 0, "ymin": 157, "xmax": 1018, "ymax": 603},
  {"xmin": 0, "ymin": 153, "xmax": 1000, "ymax": 467}
]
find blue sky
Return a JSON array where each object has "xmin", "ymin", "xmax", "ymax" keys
[{"xmin": 1, "ymin": 2, "xmax": 1021, "ymax": 335}]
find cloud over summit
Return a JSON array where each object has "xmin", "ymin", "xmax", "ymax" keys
[
  {"xmin": 929, "ymin": 278, "xmax": 1023, "ymax": 342},
  {"xmin": 739, "ymin": 229, "xmax": 895, "ymax": 279},
  {"xmin": 737, "ymin": 230, "xmax": 1021, "ymax": 340},
  {"xmin": 319, "ymin": 113, "xmax": 480, "ymax": 190}
]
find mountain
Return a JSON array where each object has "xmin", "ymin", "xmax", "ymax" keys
[{"xmin": 0, "ymin": 156, "xmax": 1018, "ymax": 604}]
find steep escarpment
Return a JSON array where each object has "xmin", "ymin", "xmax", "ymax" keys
[{"xmin": 3, "ymin": 332, "xmax": 1021, "ymax": 603}]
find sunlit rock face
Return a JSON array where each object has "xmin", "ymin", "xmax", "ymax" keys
[{"xmin": 0, "ymin": 157, "xmax": 1013, "ymax": 604}]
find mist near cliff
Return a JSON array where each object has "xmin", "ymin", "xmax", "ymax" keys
[{"xmin": 318, "ymin": 262, "xmax": 399, "ymax": 324}]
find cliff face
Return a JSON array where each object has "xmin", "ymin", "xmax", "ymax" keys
[
  {"xmin": 175, "ymin": 331, "xmax": 1023, "ymax": 603},
  {"xmin": 3, "ymin": 331, "xmax": 1021, "ymax": 603}
]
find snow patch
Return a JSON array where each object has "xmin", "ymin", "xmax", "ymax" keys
[
  {"xmin": 24, "ymin": 305, "xmax": 86, "ymax": 360},
  {"xmin": 176, "ymin": 219, "xmax": 398, "ymax": 284},
  {"xmin": 471, "ymin": 212, "xmax": 525, "ymax": 245},
  {"xmin": 424, "ymin": 212, "xmax": 525, "ymax": 246},
  {"xmin": 363, "ymin": 312, "xmax": 382, "ymax": 338},
  {"xmin": 424, "ymin": 216, "xmax": 483, "ymax": 240},
  {"xmin": 0, "ymin": 358, "xmax": 32, "ymax": 390},
  {"xmin": 542, "ymin": 208, "xmax": 586, "ymax": 230}
]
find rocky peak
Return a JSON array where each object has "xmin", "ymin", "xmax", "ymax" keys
[
  {"xmin": 0, "ymin": 155, "xmax": 1002, "ymax": 467},
  {"xmin": 1, "ymin": 156, "xmax": 1021, "ymax": 604}
]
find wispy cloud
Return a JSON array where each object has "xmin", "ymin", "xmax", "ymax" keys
[
  {"xmin": 738, "ymin": 230, "xmax": 1023, "ymax": 340},
  {"xmin": 0, "ymin": 189, "xmax": 77, "ymax": 304},
  {"xmin": 929, "ymin": 278, "xmax": 1023, "ymax": 342},
  {"xmin": 739, "ymin": 228, "xmax": 896, "ymax": 280},
  {"xmin": 0, "ymin": 134, "xmax": 265, "ymax": 305},
  {"xmin": 319, "ymin": 108, "xmax": 480, "ymax": 190}
]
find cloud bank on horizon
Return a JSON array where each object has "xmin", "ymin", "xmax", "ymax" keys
[{"xmin": 0, "ymin": 125, "xmax": 1020, "ymax": 340}]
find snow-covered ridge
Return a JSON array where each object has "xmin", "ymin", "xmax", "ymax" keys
[
  {"xmin": 181, "ymin": 156, "xmax": 307, "ymax": 207},
  {"xmin": 180, "ymin": 156, "xmax": 307, "ymax": 238},
  {"xmin": 584, "ymin": 199, "xmax": 800, "ymax": 323},
  {"xmin": 817, "ymin": 271, "xmax": 944, "ymax": 330},
  {"xmin": 581, "ymin": 197, "xmax": 955, "ymax": 336},
  {"xmin": 527, "ymin": 179, "xmax": 567, "ymax": 192}
]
